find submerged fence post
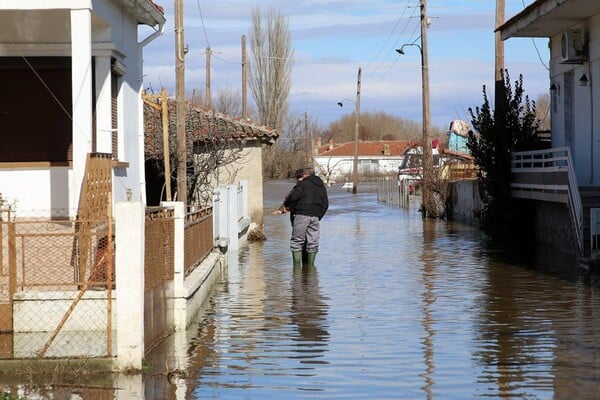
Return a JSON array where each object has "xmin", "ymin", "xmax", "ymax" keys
[{"xmin": 115, "ymin": 201, "xmax": 145, "ymax": 371}]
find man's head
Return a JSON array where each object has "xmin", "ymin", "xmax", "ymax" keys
[{"xmin": 294, "ymin": 168, "xmax": 305, "ymax": 180}]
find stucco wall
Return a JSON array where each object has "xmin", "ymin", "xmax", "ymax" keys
[
  {"xmin": 550, "ymin": 15, "xmax": 600, "ymax": 187},
  {"xmin": 215, "ymin": 145, "xmax": 264, "ymax": 224}
]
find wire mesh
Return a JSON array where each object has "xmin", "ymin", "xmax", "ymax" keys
[{"xmin": 0, "ymin": 208, "xmax": 114, "ymax": 360}]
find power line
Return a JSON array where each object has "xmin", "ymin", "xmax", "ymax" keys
[{"xmin": 196, "ymin": 0, "xmax": 211, "ymax": 48}]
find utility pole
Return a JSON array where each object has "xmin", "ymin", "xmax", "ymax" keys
[
  {"xmin": 420, "ymin": 0, "xmax": 433, "ymax": 217},
  {"xmin": 495, "ymin": 0, "xmax": 506, "ymax": 110},
  {"xmin": 175, "ymin": 0, "xmax": 187, "ymax": 205},
  {"xmin": 241, "ymin": 35, "xmax": 248, "ymax": 120},
  {"xmin": 161, "ymin": 88, "xmax": 172, "ymax": 201},
  {"xmin": 352, "ymin": 67, "xmax": 361, "ymax": 195},
  {"xmin": 205, "ymin": 46, "xmax": 212, "ymax": 109}
]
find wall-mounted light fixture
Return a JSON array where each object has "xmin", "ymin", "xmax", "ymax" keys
[{"xmin": 579, "ymin": 72, "xmax": 589, "ymax": 86}]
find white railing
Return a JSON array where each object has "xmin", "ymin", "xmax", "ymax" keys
[{"xmin": 512, "ymin": 147, "xmax": 583, "ymax": 254}]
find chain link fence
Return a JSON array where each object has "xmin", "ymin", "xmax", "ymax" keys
[{"xmin": 0, "ymin": 207, "xmax": 114, "ymax": 360}]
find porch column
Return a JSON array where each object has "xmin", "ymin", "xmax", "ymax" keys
[
  {"xmin": 94, "ymin": 56, "xmax": 113, "ymax": 154},
  {"xmin": 70, "ymin": 8, "xmax": 93, "ymax": 212}
]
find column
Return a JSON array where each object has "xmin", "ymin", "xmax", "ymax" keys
[{"xmin": 70, "ymin": 8, "xmax": 93, "ymax": 212}]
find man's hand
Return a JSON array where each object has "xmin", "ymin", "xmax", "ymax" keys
[{"xmin": 272, "ymin": 207, "xmax": 288, "ymax": 215}]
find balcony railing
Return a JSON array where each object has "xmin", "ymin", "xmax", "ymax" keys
[{"xmin": 511, "ymin": 147, "xmax": 582, "ymax": 254}]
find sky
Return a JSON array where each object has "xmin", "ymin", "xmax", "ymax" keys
[{"xmin": 140, "ymin": 0, "xmax": 548, "ymax": 131}]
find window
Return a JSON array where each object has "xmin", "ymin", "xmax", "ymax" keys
[{"xmin": 0, "ymin": 57, "xmax": 72, "ymax": 163}]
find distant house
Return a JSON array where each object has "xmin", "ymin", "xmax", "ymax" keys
[
  {"xmin": 499, "ymin": 0, "xmax": 600, "ymax": 257},
  {"xmin": 144, "ymin": 100, "xmax": 279, "ymax": 224},
  {"xmin": 312, "ymin": 138, "xmax": 413, "ymax": 185},
  {"xmin": 0, "ymin": 0, "xmax": 165, "ymax": 217}
]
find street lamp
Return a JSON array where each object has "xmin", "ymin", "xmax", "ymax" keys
[
  {"xmin": 396, "ymin": 40, "xmax": 432, "ymax": 217},
  {"xmin": 337, "ymin": 67, "xmax": 361, "ymax": 194}
]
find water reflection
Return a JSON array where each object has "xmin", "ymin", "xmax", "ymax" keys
[
  {"xmin": 291, "ymin": 265, "xmax": 330, "ymax": 354},
  {"xmin": 475, "ymin": 255, "xmax": 600, "ymax": 399},
  {"xmin": 420, "ymin": 219, "xmax": 438, "ymax": 400}
]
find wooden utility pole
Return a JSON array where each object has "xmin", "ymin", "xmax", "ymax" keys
[
  {"xmin": 420, "ymin": 0, "xmax": 433, "ymax": 217},
  {"xmin": 175, "ymin": 0, "xmax": 187, "ymax": 205},
  {"xmin": 495, "ymin": 0, "xmax": 506, "ymax": 110},
  {"xmin": 161, "ymin": 88, "xmax": 172, "ymax": 201},
  {"xmin": 241, "ymin": 35, "xmax": 248, "ymax": 120},
  {"xmin": 206, "ymin": 46, "xmax": 212, "ymax": 109},
  {"xmin": 352, "ymin": 67, "xmax": 361, "ymax": 195}
]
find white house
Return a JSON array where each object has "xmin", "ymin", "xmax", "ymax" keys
[
  {"xmin": 313, "ymin": 139, "xmax": 413, "ymax": 184},
  {"xmin": 499, "ymin": 0, "xmax": 600, "ymax": 257},
  {"xmin": 0, "ymin": 0, "xmax": 165, "ymax": 217}
]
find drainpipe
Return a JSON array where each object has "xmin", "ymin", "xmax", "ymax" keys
[{"xmin": 138, "ymin": 19, "xmax": 165, "ymax": 205}]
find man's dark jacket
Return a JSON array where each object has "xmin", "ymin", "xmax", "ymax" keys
[{"xmin": 284, "ymin": 174, "xmax": 329, "ymax": 220}]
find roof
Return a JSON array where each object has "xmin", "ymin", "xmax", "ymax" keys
[
  {"xmin": 499, "ymin": 0, "xmax": 600, "ymax": 39},
  {"xmin": 144, "ymin": 99, "xmax": 279, "ymax": 159},
  {"xmin": 316, "ymin": 141, "xmax": 414, "ymax": 158},
  {"xmin": 117, "ymin": 0, "xmax": 165, "ymax": 27}
]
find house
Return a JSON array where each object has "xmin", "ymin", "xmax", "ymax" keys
[
  {"xmin": 143, "ymin": 99, "xmax": 279, "ymax": 224},
  {"xmin": 313, "ymin": 138, "xmax": 413, "ymax": 185},
  {"xmin": 499, "ymin": 0, "xmax": 600, "ymax": 258},
  {"xmin": 0, "ymin": 0, "xmax": 165, "ymax": 218}
]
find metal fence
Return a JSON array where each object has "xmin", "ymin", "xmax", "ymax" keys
[
  {"xmin": 144, "ymin": 206, "xmax": 174, "ymax": 354},
  {"xmin": 184, "ymin": 206, "xmax": 213, "ymax": 277},
  {"xmin": 0, "ymin": 208, "xmax": 114, "ymax": 359}
]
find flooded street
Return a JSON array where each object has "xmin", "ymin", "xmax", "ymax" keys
[
  {"xmin": 170, "ymin": 180, "xmax": 600, "ymax": 399},
  {"xmin": 4, "ymin": 180, "xmax": 600, "ymax": 399}
]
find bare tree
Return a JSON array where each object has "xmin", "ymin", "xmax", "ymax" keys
[
  {"xmin": 214, "ymin": 86, "xmax": 243, "ymax": 117},
  {"xmin": 144, "ymin": 98, "xmax": 262, "ymax": 205},
  {"xmin": 264, "ymin": 112, "xmax": 323, "ymax": 179},
  {"xmin": 325, "ymin": 111, "xmax": 442, "ymax": 143},
  {"xmin": 248, "ymin": 7, "xmax": 293, "ymax": 131},
  {"xmin": 314, "ymin": 157, "xmax": 344, "ymax": 186},
  {"xmin": 535, "ymin": 93, "xmax": 551, "ymax": 131}
]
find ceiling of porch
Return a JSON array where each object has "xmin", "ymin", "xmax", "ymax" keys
[
  {"xmin": 0, "ymin": 10, "xmax": 108, "ymax": 44},
  {"xmin": 500, "ymin": 0, "xmax": 600, "ymax": 39}
]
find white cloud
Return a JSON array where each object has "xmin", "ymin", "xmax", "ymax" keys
[{"xmin": 142, "ymin": 0, "xmax": 548, "ymax": 129}]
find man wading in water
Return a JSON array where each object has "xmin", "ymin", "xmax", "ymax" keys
[{"xmin": 275, "ymin": 167, "xmax": 328, "ymax": 267}]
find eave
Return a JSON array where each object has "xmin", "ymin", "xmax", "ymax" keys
[
  {"xmin": 117, "ymin": 0, "xmax": 165, "ymax": 27},
  {"xmin": 499, "ymin": 0, "xmax": 600, "ymax": 39}
]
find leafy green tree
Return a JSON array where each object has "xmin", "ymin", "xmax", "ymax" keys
[{"xmin": 468, "ymin": 70, "xmax": 539, "ymax": 239}]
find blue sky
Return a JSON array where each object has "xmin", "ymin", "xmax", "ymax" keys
[{"xmin": 141, "ymin": 0, "xmax": 547, "ymax": 131}]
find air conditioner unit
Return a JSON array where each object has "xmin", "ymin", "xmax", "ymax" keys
[{"xmin": 561, "ymin": 29, "xmax": 585, "ymax": 64}]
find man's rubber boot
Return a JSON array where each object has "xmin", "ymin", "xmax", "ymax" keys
[
  {"xmin": 306, "ymin": 252, "xmax": 317, "ymax": 267},
  {"xmin": 292, "ymin": 251, "xmax": 303, "ymax": 267}
]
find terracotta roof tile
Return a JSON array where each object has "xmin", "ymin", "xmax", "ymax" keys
[
  {"xmin": 144, "ymin": 98, "xmax": 279, "ymax": 159},
  {"xmin": 148, "ymin": 0, "xmax": 164, "ymax": 14},
  {"xmin": 317, "ymin": 140, "xmax": 414, "ymax": 157}
]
